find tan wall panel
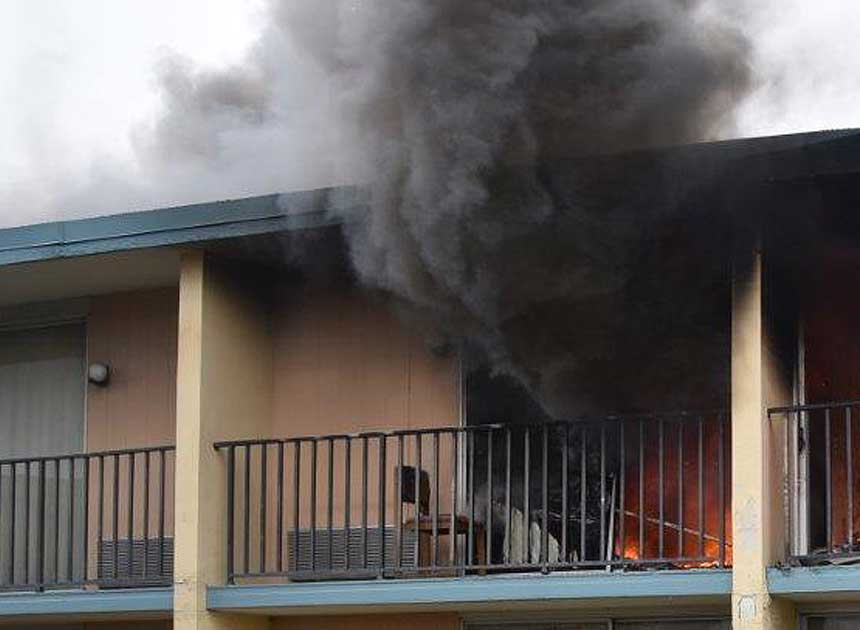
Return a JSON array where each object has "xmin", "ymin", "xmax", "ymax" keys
[
  {"xmin": 271, "ymin": 286, "xmax": 459, "ymax": 437},
  {"xmin": 86, "ymin": 287, "xmax": 178, "ymax": 451},
  {"xmin": 273, "ymin": 613, "xmax": 460, "ymax": 630}
]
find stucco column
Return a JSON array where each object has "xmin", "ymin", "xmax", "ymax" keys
[
  {"xmin": 731, "ymin": 246, "xmax": 795, "ymax": 630},
  {"xmin": 174, "ymin": 251, "xmax": 272, "ymax": 630}
]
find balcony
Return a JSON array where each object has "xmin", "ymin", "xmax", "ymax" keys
[
  {"xmin": 0, "ymin": 445, "xmax": 175, "ymax": 591},
  {"xmin": 216, "ymin": 412, "xmax": 731, "ymax": 583},
  {"xmin": 771, "ymin": 401, "xmax": 860, "ymax": 566}
]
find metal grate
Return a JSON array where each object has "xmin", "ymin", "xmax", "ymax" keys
[{"xmin": 97, "ymin": 538, "xmax": 173, "ymax": 586}]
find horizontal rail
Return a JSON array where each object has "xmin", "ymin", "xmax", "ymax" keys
[
  {"xmin": 214, "ymin": 411, "xmax": 728, "ymax": 450},
  {"xmin": 0, "ymin": 445, "xmax": 175, "ymax": 468},
  {"xmin": 218, "ymin": 413, "xmax": 731, "ymax": 583},
  {"xmin": 768, "ymin": 400, "xmax": 860, "ymax": 415}
]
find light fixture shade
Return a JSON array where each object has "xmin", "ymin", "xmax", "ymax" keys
[{"xmin": 88, "ymin": 362, "xmax": 111, "ymax": 386}]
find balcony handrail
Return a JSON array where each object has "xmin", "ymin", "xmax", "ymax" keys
[
  {"xmin": 214, "ymin": 411, "xmax": 729, "ymax": 450},
  {"xmin": 768, "ymin": 400, "xmax": 860, "ymax": 415},
  {"xmin": 218, "ymin": 411, "xmax": 731, "ymax": 583},
  {"xmin": 0, "ymin": 444, "xmax": 175, "ymax": 468}
]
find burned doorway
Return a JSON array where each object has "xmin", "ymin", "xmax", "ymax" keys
[
  {"xmin": 463, "ymin": 367, "xmax": 731, "ymax": 570},
  {"xmin": 801, "ymin": 245, "xmax": 860, "ymax": 558}
]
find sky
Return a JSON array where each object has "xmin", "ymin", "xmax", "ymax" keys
[{"xmin": 0, "ymin": 0, "xmax": 858, "ymax": 228}]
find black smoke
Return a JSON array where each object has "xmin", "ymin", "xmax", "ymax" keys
[{"xmin": 147, "ymin": 1, "xmax": 755, "ymax": 416}]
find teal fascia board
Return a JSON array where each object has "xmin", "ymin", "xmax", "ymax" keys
[
  {"xmin": 768, "ymin": 565, "xmax": 860, "ymax": 596},
  {"xmin": 0, "ymin": 187, "xmax": 364, "ymax": 266},
  {"xmin": 208, "ymin": 570, "xmax": 732, "ymax": 612},
  {"xmin": 0, "ymin": 586, "xmax": 173, "ymax": 617}
]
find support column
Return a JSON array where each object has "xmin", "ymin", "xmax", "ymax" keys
[
  {"xmin": 174, "ymin": 251, "xmax": 272, "ymax": 630},
  {"xmin": 731, "ymin": 246, "xmax": 795, "ymax": 630}
]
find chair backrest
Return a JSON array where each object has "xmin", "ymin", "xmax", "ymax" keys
[{"xmin": 397, "ymin": 465, "xmax": 430, "ymax": 515}]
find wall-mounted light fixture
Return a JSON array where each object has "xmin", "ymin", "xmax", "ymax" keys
[{"xmin": 88, "ymin": 362, "xmax": 111, "ymax": 386}]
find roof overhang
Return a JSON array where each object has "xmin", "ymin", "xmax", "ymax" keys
[{"xmin": 0, "ymin": 187, "xmax": 365, "ymax": 268}]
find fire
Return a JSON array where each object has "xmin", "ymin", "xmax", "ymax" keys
[{"xmin": 616, "ymin": 416, "xmax": 732, "ymax": 568}]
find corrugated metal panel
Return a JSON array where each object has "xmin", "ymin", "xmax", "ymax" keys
[
  {"xmin": 287, "ymin": 528, "xmax": 417, "ymax": 574},
  {"xmin": 97, "ymin": 538, "xmax": 174, "ymax": 587}
]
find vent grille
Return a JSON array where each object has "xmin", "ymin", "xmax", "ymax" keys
[
  {"xmin": 97, "ymin": 538, "xmax": 173, "ymax": 586},
  {"xmin": 287, "ymin": 527, "xmax": 417, "ymax": 574}
]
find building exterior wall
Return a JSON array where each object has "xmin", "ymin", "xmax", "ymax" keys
[{"xmin": 270, "ymin": 284, "xmax": 460, "ymax": 437}]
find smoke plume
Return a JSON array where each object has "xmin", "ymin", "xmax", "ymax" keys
[
  {"xmin": 13, "ymin": 1, "xmax": 757, "ymax": 416},
  {"xmin": 279, "ymin": 1, "xmax": 753, "ymax": 415}
]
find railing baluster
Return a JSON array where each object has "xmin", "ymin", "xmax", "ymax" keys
[
  {"xmin": 361, "ymin": 437, "xmax": 367, "ymax": 569},
  {"xmin": 243, "ymin": 446, "xmax": 250, "ymax": 576},
  {"xmin": 522, "ymin": 428, "xmax": 530, "ymax": 565},
  {"xmin": 260, "ymin": 443, "xmax": 268, "ymax": 575},
  {"xmin": 395, "ymin": 435, "xmax": 403, "ymax": 570},
  {"xmin": 504, "ymin": 428, "xmax": 511, "ymax": 567},
  {"xmin": 581, "ymin": 426, "xmax": 587, "ymax": 563},
  {"xmin": 9, "ymin": 463, "xmax": 16, "ymax": 585},
  {"xmin": 468, "ymin": 431, "xmax": 475, "ymax": 568},
  {"xmin": 69, "ymin": 458, "xmax": 76, "ymax": 582},
  {"xmin": 24, "ymin": 461, "xmax": 30, "ymax": 586},
  {"xmin": 326, "ymin": 438, "xmax": 333, "ymax": 572},
  {"xmin": 127, "ymin": 453, "xmax": 134, "ymax": 578},
  {"xmin": 433, "ymin": 431, "xmax": 440, "ymax": 568},
  {"xmin": 485, "ymin": 429, "xmax": 492, "ymax": 569},
  {"xmin": 561, "ymin": 423, "xmax": 568, "ymax": 564},
  {"xmin": 378, "ymin": 435, "xmax": 386, "ymax": 574},
  {"xmin": 0, "ymin": 464, "xmax": 4, "ymax": 586},
  {"xmin": 697, "ymin": 417, "xmax": 704, "ymax": 558},
  {"xmin": 658, "ymin": 419, "xmax": 664, "ymax": 560},
  {"xmin": 450, "ymin": 431, "xmax": 458, "ymax": 568},
  {"xmin": 826, "ymin": 407, "xmax": 833, "ymax": 553},
  {"xmin": 98, "ymin": 456, "xmax": 104, "ymax": 583},
  {"xmin": 541, "ymin": 424, "xmax": 548, "ymax": 570},
  {"xmin": 600, "ymin": 423, "xmax": 606, "ymax": 564},
  {"xmin": 718, "ymin": 414, "xmax": 726, "ymax": 567},
  {"xmin": 227, "ymin": 446, "xmax": 235, "ymax": 584},
  {"xmin": 310, "ymin": 440, "xmax": 318, "ymax": 573},
  {"xmin": 416, "ymin": 433, "xmax": 423, "ymax": 569},
  {"xmin": 638, "ymin": 420, "xmax": 644, "ymax": 561},
  {"xmin": 847, "ymin": 407, "xmax": 854, "ymax": 554},
  {"xmin": 159, "ymin": 450, "xmax": 166, "ymax": 579},
  {"xmin": 343, "ymin": 438, "xmax": 351, "ymax": 572},
  {"xmin": 278, "ymin": 441, "xmax": 284, "ymax": 574},
  {"xmin": 54, "ymin": 458, "xmax": 61, "ymax": 582},
  {"xmin": 619, "ymin": 420, "xmax": 625, "ymax": 565},
  {"xmin": 112, "ymin": 454, "xmax": 119, "ymax": 580},
  {"xmin": 678, "ymin": 421, "xmax": 684, "ymax": 559},
  {"xmin": 293, "ymin": 442, "xmax": 301, "ymax": 574},
  {"xmin": 37, "ymin": 460, "xmax": 45, "ymax": 589}
]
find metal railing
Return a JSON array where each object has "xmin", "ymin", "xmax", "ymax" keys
[
  {"xmin": 216, "ymin": 412, "xmax": 731, "ymax": 583},
  {"xmin": 770, "ymin": 400, "xmax": 860, "ymax": 565},
  {"xmin": 0, "ymin": 445, "xmax": 175, "ymax": 591}
]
